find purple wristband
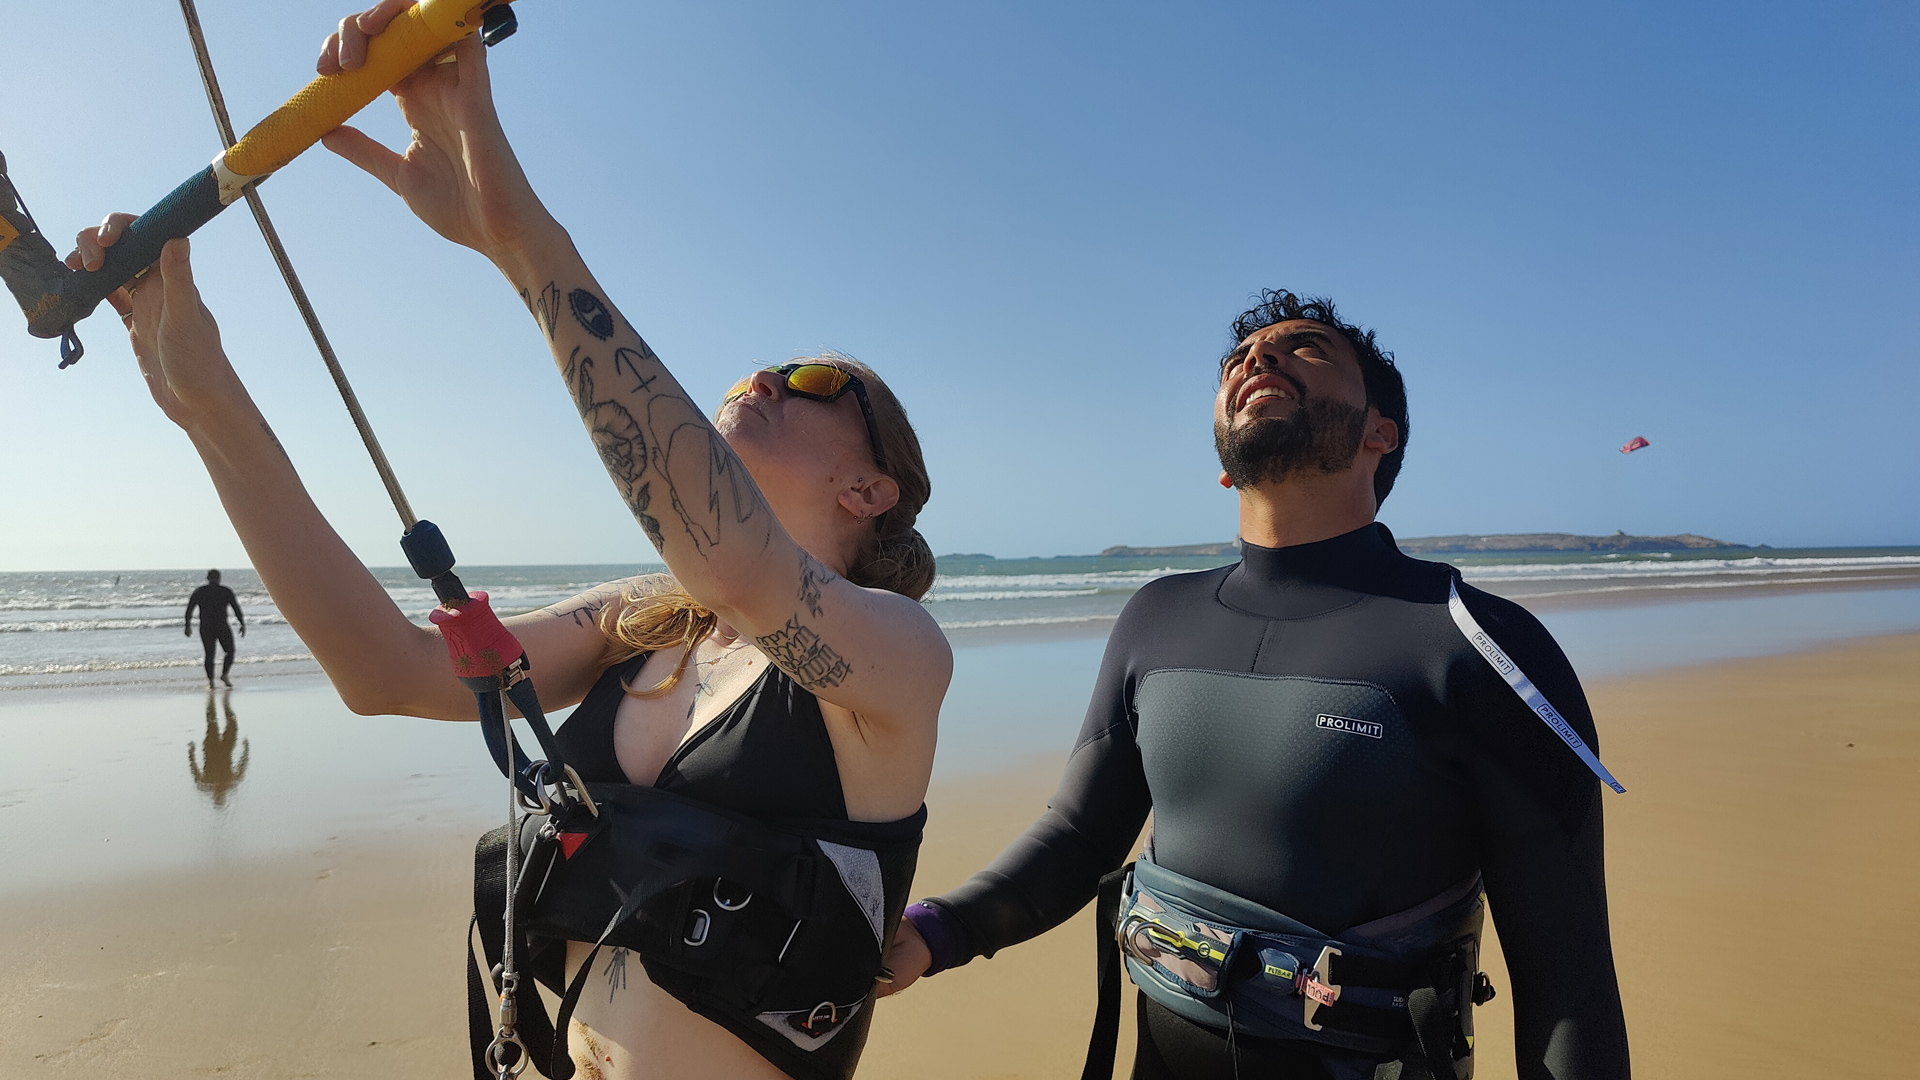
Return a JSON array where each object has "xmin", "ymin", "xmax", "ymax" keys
[{"xmin": 903, "ymin": 901, "xmax": 965, "ymax": 978}]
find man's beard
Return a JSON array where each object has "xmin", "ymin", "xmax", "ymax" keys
[{"xmin": 1214, "ymin": 396, "xmax": 1370, "ymax": 489}]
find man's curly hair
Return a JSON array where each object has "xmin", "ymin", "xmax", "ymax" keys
[{"xmin": 1224, "ymin": 289, "xmax": 1409, "ymax": 507}]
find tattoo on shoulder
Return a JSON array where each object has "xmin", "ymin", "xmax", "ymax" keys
[
  {"xmin": 797, "ymin": 552, "xmax": 836, "ymax": 618},
  {"xmin": 755, "ymin": 616, "xmax": 853, "ymax": 690},
  {"xmin": 570, "ymin": 288, "xmax": 616, "ymax": 340},
  {"xmin": 521, "ymin": 281, "xmax": 563, "ymax": 340}
]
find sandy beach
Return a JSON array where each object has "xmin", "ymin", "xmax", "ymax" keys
[{"xmin": 3, "ymin": 631, "xmax": 1916, "ymax": 1077}]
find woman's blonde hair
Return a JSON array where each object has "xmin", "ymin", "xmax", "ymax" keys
[{"xmin": 602, "ymin": 354, "xmax": 935, "ymax": 697}]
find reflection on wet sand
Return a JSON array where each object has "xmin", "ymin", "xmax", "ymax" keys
[{"xmin": 188, "ymin": 689, "xmax": 249, "ymax": 807}]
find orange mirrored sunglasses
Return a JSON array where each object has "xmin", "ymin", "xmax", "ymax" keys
[{"xmin": 724, "ymin": 363, "xmax": 890, "ymax": 472}]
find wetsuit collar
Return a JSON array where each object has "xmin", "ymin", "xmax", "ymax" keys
[{"xmin": 1220, "ymin": 522, "xmax": 1437, "ymax": 619}]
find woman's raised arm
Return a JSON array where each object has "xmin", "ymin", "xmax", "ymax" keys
[
  {"xmin": 88, "ymin": 227, "xmax": 619, "ymax": 720},
  {"xmin": 319, "ymin": 9, "xmax": 951, "ymax": 731}
]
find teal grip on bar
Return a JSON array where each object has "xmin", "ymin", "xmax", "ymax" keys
[{"xmin": 27, "ymin": 166, "xmax": 228, "ymax": 339}]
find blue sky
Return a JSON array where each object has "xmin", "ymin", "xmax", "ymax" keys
[{"xmin": 2, "ymin": 1, "xmax": 1914, "ymax": 570}]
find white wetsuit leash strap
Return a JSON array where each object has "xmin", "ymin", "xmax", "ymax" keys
[{"xmin": 1447, "ymin": 578, "xmax": 1626, "ymax": 794}]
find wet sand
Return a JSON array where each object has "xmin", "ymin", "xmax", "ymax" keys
[{"xmin": 3, "ymin": 633, "xmax": 1916, "ymax": 1077}]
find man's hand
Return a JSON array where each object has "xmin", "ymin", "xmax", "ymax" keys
[
  {"xmin": 876, "ymin": 916, "xmax": 933, "ymax": 998},
  {"xmin": 317, "ymin": 2, "xmax": 556, "ymax": 261}
]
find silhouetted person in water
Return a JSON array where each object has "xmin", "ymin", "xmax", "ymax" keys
[
  {"xmin": 188, "ymin": 689, "xmax": 249, "ymax": 807},
  {"xmin": 185, "ymin": 569, "xmax": 245, "ymax": 688}
]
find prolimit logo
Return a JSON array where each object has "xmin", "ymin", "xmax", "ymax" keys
[{"xmin": 1315, "ymin": 714, "xmax": 1383, "ymax": 739}]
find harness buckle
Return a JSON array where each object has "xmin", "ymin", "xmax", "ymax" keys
[
  {"xmin": 1300, "ymin": 945, "xmax": 1343, "ymax": 1031},
  {"xmin": 684, "ymin": 909, "xmax": 712, "ymax": 947}
]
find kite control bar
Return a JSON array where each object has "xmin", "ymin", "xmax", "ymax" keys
[{"xmin": 0, "ymin": 0, "xmax": 517, "ymax": 366}]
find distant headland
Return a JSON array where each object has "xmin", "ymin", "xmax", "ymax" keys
[{"xmin": 1094, "ymin": 531, "xmax": 1755, "ymax": 557}]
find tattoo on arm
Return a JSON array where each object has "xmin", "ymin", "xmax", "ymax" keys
[
  {"xmin": 541, "ymin": 581, "xmax": 636, "ymax": 629},
  {"xmin": 570, "ymin": 288, "xmax": 616, "ymax": 340},
  {"xmin": 797, "ymin": 552, "xmax": 836, "ymax": 619},
  {"xmin": 551, "ymin": 286, "xmax": 772, "ymax": 561},
  {"xmin": 648, "ymin": 394, "xmax": 769, "ymax": 557},
  {"xmin": 612, "ymin": 345, "xmax": 658, "ymax": 394},
  {"xmin": 545, "ymin": 596, "xmax": 607, "ymax": 629},
  {"xmin": 521, "ymin": 281, "xmax": 563, "ymax": 340},
  {"xmin": 755, "ymin": 616, "xmax": 853, "ymax": 690},
  {"xmin": 260, "ymin": 421, "xmax": 288, "ymax": 460},
  {"xmin": 561, "ymin": 346, "xmax": 666, "ymax": 549}
]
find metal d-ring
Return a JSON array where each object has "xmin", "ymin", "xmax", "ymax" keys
[
  {"xmin": 561, "ymin": 764, "xmax": 599, "ymax": 817},
  {"xmin": 802, "ymin": 1000, "xmax": 838, "ymax": 1032},
  {"xmin": 713, "ymin": 879, "xmax": 752, "ymax": 911},
  {"xmin": 684, "ymin": 909, "xmax": 712, "ymax": 947},
  {"xmin": 485, "ymin": 1031, "xmax": 529, "ymax": 1079}
]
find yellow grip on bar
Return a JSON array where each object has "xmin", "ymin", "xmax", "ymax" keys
[{"xmin": 223, "ymin": 0, "xmax": 504, "ymax": 179}]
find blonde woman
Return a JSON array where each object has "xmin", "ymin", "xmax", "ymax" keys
[{"xmin": 77, "ymin": 5, "xmax": 950, "ymax": 1077}]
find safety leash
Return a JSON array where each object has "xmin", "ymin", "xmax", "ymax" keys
[
  {"xmin": 168, "ymin": 7, "xmax": 588, "ymax": 1078},
  {"xmin": 1446, "ymin": 576, "xmax": 1626, "ymax": 793}
]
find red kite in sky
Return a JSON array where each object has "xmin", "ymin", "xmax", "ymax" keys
[{"xmin": 1619, "ymin": 436, "xmax": 1650, "ymax": 454}]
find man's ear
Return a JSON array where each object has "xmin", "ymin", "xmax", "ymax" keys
[
  {"xmin": 1365, "ymin": 411, "xmax": 1400, "ymax": 455},
  {"xmin": 839, "ymin": 474, "xmax": 901, "ymax": 521},
  {"xmin": 1219, "ymin": 471, "xmax": 1235, "ymax": 489}
]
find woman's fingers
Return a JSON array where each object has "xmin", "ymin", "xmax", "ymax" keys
[
  {"xmin": 320, "ymin": 126, "xmax": 406, "ymax": 195},
  {"xmin": 158, "ymin": 237, "xmax": 196, "ymax": 299},
  {"xmin": 354, "ymin": 0, "xmax": 415, "ymax": 39},
  {"xmin": 318, "ymin": 30, "xmax": 345, "ymax": 76},
  {"xmin": 335, "ymin": 1, "xmax": 413, "ymax": 72},
  {"xmin": 335, "ymin": 14, "xmax": 370, "ymax": 72},
  {"xmin": 66, "ymin": 212, "xmax": 139, "ymax": 271}
]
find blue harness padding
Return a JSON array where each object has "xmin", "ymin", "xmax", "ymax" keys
[{"xmin": 1082, "ymin": 855, "xmax": 1490, "ymax": 1078}]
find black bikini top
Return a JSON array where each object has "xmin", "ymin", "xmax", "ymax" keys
[
  {"xmin": 501, "ymin": 651, "xmax": 923, "ymax": 1080},
  {"xmin": 555, "ymin": 651, "xmax": 851, "ymax": 822}
]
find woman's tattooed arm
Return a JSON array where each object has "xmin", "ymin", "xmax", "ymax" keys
[{"xmin": 493, "ymin": 238, "xmax": 946, "ymax": 728}]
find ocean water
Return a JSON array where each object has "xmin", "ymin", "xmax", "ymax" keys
[
  {"xmin": 3, "ymin": 554, "xmax": 1919, "ymax": 893},
  {"xmin": 4, "ymin": 549, "xmax": 1919, "ymax": 690}
]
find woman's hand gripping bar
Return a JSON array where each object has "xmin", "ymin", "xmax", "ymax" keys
[{"xmin": 17, "ymin": 0, "xmax": 519, "ymax": 356}]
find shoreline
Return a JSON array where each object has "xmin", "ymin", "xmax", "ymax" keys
[
  {"xmin": 3, "ymin": 632, "xmax": 1917, "ymax": 1077},
  {"xmin": 8, "ymin": 574, "xmax": 1920, "ymax": 696}
]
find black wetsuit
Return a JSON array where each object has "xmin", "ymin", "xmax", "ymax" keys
[
  {"xmin": 550, "ymin": 653, "xmax": 922, "ymax": 1080},
  {"xmin": 185, "ymin": 583, "xmax": 243, "ymax": 684},
  {"xmin": 922, "ymin": 523, "xmax": 1629, "ymax": 1079}
]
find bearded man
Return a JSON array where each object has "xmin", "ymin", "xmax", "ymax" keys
[{"xmin": 881, "ymin": 291, "xmax": 1631, "ymax": 1080}]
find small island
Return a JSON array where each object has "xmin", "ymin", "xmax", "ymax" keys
[{"xmin": 1096, "ymin": 531, "xmax": 1753, "ymax": 557}]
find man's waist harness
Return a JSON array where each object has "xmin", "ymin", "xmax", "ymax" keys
[
  {"xmin": 1081, "ymin": 857, "xmax": 1495, "ymax": 1080},
  {"xmin": 470, "ymin": 780, "xmax": 923, "ymax": 1080}
]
